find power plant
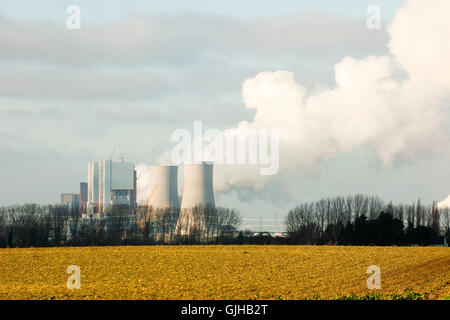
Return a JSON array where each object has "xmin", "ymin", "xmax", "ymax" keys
[
  {"xmin": 59, "ymin": 157, "xmax": 218, "ymax": 237},
  {"xmin": 84, "ymin": 159, "xmax": 214, "ymax": 214},
  {"xmin": 87, "ymin": 160, "xmax": 137, "ymax": 213}
]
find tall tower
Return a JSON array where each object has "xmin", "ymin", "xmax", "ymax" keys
[
  {"xmin": 177, "ymin": 162, "xmax": 215, "ymax": 236},
  {"xmin": 87, "ymin": 161, "xmax": 99, "ymax": 210},
  {"xmin": 147, "ymin": 165, "xmax": 179, "ymax": 209},
  {"xmin": 180, "ymin": 162, "xmax": 215, "ymax": 209}
]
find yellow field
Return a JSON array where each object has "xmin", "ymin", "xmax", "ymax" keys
[{"xmin": 0, "ymin": 245, "xmax": 449, "ymax": 300}]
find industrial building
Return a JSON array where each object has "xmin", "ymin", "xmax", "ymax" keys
[
  {"xmin": 59, "ymin": 159, "xmax": 218, "ymax": 239},
  {"xmin": 87, "ymin": 161, "xmax": 99, "ymax": 207},
  {"xmin": 79, "ymin": 182, "xmax": 88, "ymax": 203},
  {"xmin": 60, "ymin": 193, "xmax": 80, "ymax": 209},
  {"xmin": 81, "ymin": 160, "xmax": 215, "ymax": 235},
  {"xmin": 87, "ymin": 160, "xmax": 137, "ymax": 213}
]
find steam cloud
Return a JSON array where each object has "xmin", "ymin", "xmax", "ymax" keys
[
  {"xmin": 214, "ymin": 0, "xmax": 450, "ymax": 197},
  {"xmin": 437, "ymin": 195, "xmax": 450, "ymax": 210},
  {"xmin": 135, "ymin": 163, "xmax": 152, "ymax": 205},
  {"xmin": 137, "ymin": 0, "xmax": 450, "ymax": 202}
]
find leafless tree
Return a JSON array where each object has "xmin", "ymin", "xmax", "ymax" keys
[
  {"xmin": 165, "ymin": 207, "xmax": 179, "ymax": 243},
  {"xmin": 9, "ymin": 204, "xmax": 48, "ymax": 247},
  {"xmin": 368, "ymin": 196, "xmax": 384, "ymax": 219},
  {"xmin": 353, "ymin": 194, "xmax": 369, "ymax": 219},
  {"xmin": 439, "ymin": 207, "xmax": 450, "ymax": 238},
  {"xmin": 285, "ymin": 202, "xmax": 320, "ymax": 244},
  {"xmin": 406, "ymin": 203, "xmax": 415, "ymax": 229},
  {"xmin": 429, "ymin": 202, "xmax": 440, "ymax": 234},
  {"xmin": 0, "ymin": 208, "xmax": 6, "ymax": 247},
  {"xmin": 136, "ymin": 205, "xmax": 155, "ymax": 244},
  {"xmin": 216, "ymin": 207, "xmax": 242, "ymax": 240},
  {"xmin": 392, "ymin": 204, "xmax": 404, "ymax": 225},
  {"xmin": 344, "ymin": 196, "xmax": 354, "ymax": 223},
  {"xmin": 414, "ymin": 199, "xmax": 429, "ymax": 227},
  {"xmin": 315, "ymin": 199, "xmax": 329, "ymax": 235},
  {"xmin": 49, "ymin": 206, "xmax": 68, "ymax": 245}
]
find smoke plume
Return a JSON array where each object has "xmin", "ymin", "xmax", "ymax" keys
[
  {"xmin": 437, "ymin": 195, "xmax": 450, "ymax": 210},
  {"xmin": 214, "ymin": 0, "xmax": 450, "ymax": 197},
  {"xmin": 136, "ymin": 0, "xmax": 450, "ymax": 203},
  {"xmin": 135, "ymin": 163, "xmax": 152, "ymax": 205}
]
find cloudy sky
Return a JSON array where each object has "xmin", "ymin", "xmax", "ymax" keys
[{"xmin": 1, "ymin": 0, "xmax": 449, "ymax": 231}]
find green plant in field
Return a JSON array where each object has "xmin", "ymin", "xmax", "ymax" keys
[
  {"xmin": 391, "ymin": 289, "xmax": 428, "ymax": 300},
  {"xmin": 332, "ymin": 290, "xmax": 427, "ymax": 300}
]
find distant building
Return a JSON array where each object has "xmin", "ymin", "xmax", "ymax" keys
[
  {"xmin": 60, "ymin": 193, "xmax": 80, "ymax": 209},
  {"xmin": 87, "ymin": 161, "xmax": 99, "ymax": 207},
  {"xmin": 87, "ymin": 160, "xmax": 136, "ymax": 213},
  {"xmin": 80, "ymin": 182, "xmax": 88, "ymax": 203}
]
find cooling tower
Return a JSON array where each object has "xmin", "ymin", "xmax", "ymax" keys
[
  {"xmin": 180, "ymin": 162, "xmax": 215, "ymax": 209},
  {"xmin": 147, "ymin": 165, "xmax": 179, "ymax": 209},
  {"xmin": 177, "ymin": 162, "xmax": 215, "ymax": 236}
]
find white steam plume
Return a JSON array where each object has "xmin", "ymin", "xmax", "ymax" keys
[
  {"xmin": 135, "ymin": 163, "xmax": 151, "ymax": 205},
  {"xmin": 135, "ymin": 151, "xmax": 177, "ymax": 205},
  {"xmin": 136, "ymin": 0, "xmax": 450, "ymax": 202},
  {"xmin": 437, "ymin": 195, "xmax": 450, "ymax": 210},
  {"xmin": 214, "ymin": 0, "xmax": 450, "ymax": 197}
]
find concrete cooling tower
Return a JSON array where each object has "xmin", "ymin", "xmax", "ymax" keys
[
  {"xmin": 147, "ymin": 165, "xmax": 179, "ymax": 209},
  {"xmin": 177, "ymin": 162, "xmax": 215, "ymax": 236},
  {"xmin": 180, "ymin": 162, "xmax": 215, "ymax": 209}
]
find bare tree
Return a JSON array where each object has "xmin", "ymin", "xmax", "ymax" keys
[
  {"xmin": 49, "ymin": 205, "xmax": 68, "ymax": 245},
  {"xmin": 285, "ymin": 202, "xmax": 320, "ymax": 244},
  {"xmin": 429, "ymin": 202, "xmax": 440, "ymax": 234},
  {"xmin": 136, "ymin": 205, "xmax": 155, "ymax": 244},
  {"xmin": 393, "ymin": 204, "xmax": 404, "ymax": 225},
  {"xmin": 353, "ymin": 194, "xmax": 369, "ymax": 219},
  {"xmin": 368, "ymin": 196, "xmax": 384, "ymax": 220},
  {"xmin": 344, "ymin": 196, "xmax": 354, "ymax": 223},
  {"xmin": 216, "ymin": 207, "xmax": 242, "ymax": 241},
  {"xmin": 415, "ymin": 199, "xmax": 427, "ymax": 227},
  {"xmin": 9, "ymin": 204, "xmax": 48, "ymax": 247},
  {"xmin": 440, "ymin": 207, "xmax": 450, "ymax": 241},
  {"xmin": 406, "ymin": 203, "xmax": 415, "ymax": 229},
  {"xmin": 0, "ymin": 208, "xmax": 6, "ymax": 247}
]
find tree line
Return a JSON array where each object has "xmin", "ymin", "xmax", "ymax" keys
[
  {"xmin": 285, "ymin": 194, "xmax": 450, "ymax": 246},
  {"xmin": 1, "ymin": 195, "xmax": 449, "ymax": 248},
  {"xmin": 0, "ymin": 204, "xmax": 242, "ymax": 248}
]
